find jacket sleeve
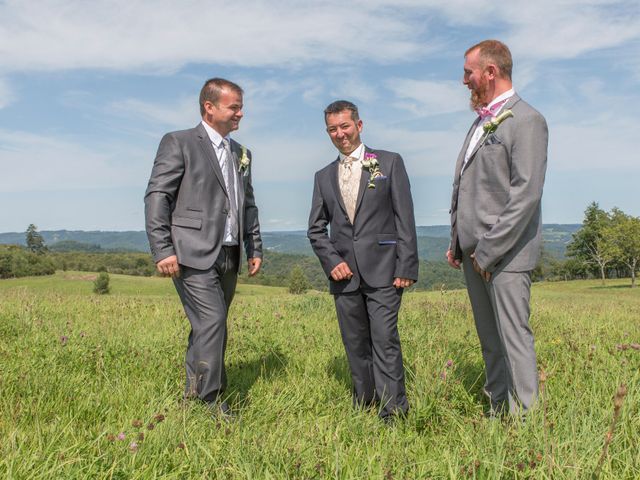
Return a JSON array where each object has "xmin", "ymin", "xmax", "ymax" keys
[
  {"xmin": 307, "ymin": 172, "xmax": 344, "ymax": 278},
  {"xmin": 242, "ymin": 148, "xmax": 263, "ymax": 259},
  {"xmin": 474, "ymin": 112, "xmax": 548, "ymax": 272},
  {"xmin": 144, "ymin": 133, "xmax": 184, "ymax": 263},
  {"xmin": 389, "ymin": 154, "xmax": 419, "ymax": 280}
]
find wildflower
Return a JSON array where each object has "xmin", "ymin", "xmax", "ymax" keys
[
  {"xmin": 129, "ymin": 442, "xmax": 138, "ymax": 452},
  {"xmin": 106, "ymin": 433, "xmax": 116, "ymax": 442},
  {"xmin": 117, "ymin": 432, "xmax": 126, "ymax": 441},
  {"xmin": 60, "ymin": 335, "xmax": 69, "ymax": 346},
  {"xmin": 177, "ymin": 442, "xmax": 186, "ymax": 449},
  {"xmin": 147, "ymin": 423, "xmax": 155, "ymax": 430},
  {"xmin": 137, "ymin": 432, "xmax": 145, "ymax": 441},
  {"xmin": 445, "ymin": 359, "xmax": 454, "ymax": 368},
  {"xmin": 154, "ymin": 413, "xmax": 165, "ymax": 422},
  {"xmin": 132, "ymin": 419, "xmax": 142, "ymax": 428}
]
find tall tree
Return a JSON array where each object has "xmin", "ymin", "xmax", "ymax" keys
[
  {"xmin": 567, "ymin": 202, "xmax": 613, "ymax": 284},
  {"xmin": 25, "ymin": 224, "xmax": 47, "ymax": 255},
  {"xmin": 604, "ymin": 213, "xmax": 640, "ymax": 288}
]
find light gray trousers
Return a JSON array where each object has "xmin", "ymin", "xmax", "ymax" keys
[{"xmin": 462, "ymin": 254, "xmax": 538, "ymax": 414}]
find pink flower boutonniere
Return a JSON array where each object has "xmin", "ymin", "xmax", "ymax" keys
[{"xmin": 362, "ymin": 152, "xmax": 384, "ymax": 189}]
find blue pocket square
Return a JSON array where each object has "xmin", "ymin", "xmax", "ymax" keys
[{"xmin": 378, "ymin": 240, "xmax": 397, "ymax": 245}]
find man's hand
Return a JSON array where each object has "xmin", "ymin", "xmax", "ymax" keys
[
  {"xmin": 446, "ymin": 249, "xmax": 461, "ymax": 270},
  {"xmin": 470, "ymin": 252, "xmax": 491, "ymax": 282},
  {"xmin": 330, "ymin": 262, "xmax": 353, "ymax": 281},
  {"xmin": 393, "ymin": 277, "xmax": 414, "ymax": 289},
  {"xmin": 156, "ymin": 255, "xmax": 180, "ymax": 278},
  {"xmin": 247, "ymin": 257, "xmax": 262, "ymax": 277}
]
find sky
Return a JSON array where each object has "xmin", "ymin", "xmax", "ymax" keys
[{"xmin": 1, "ymin": 0, "xmax": 639, "ymax": 233}]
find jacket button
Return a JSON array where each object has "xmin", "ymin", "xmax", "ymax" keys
[{"xmin": 353, "ymin": 236, "xmax": 358, "ymax": 241}]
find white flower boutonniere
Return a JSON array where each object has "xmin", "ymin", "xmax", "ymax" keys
[
  {"xmin": 362, "ymin": 152, "xmax": 384, "ymax": 189},
  {"xmin": 480, "ymin": 109, "xmax": 513, "ymax": 145},
  {"xmin": 238, "ymin": 145, "xmax": 250, "ymax": 175}
]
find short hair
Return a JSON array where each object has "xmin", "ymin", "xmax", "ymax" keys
[
  {"xmin": 324, "ymin": 100, "xmax": 360, "ymax": 122},
  {"xmin": 465, "ymin": 40, "xmax": 513, "ymax": 80},
  {"xmin": 199, "ymin": 78, "xmax": 243, "ymax": 115}
]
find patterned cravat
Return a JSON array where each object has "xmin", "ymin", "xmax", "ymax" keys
[
  {"xmin": 221, "ymin": 138, "xmax": 238, "ymax": 241},
  {"xmin": 339, "ymin": 156, "xmax": 360, "ymax": 224}
]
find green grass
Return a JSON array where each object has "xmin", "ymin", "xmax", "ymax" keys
[{"xmin": 1, "ymin": 272, "xmax": 638, "ymax": 479}]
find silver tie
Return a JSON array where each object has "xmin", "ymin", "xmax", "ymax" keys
[{"xmin": 221, "ymin": 138, "xmax": 238, "ymax": 241}]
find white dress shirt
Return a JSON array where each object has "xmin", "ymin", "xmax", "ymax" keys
[{"xmin": 201, "ymin": 120, "xmax": 239, "ymax": 245}]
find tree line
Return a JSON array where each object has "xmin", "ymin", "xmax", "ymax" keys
[{"xmin": 3, "ymin": 208, "xmax": 638, "ymax": 288}]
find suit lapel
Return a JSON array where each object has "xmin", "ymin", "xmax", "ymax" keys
[
  {"xmin": 230, "ymin": 140, "xmax": 245, "ymax": 204},
  {"xmin": 461, "ymin": 94, "xmax": 521, "ymax": 175},
  {"xmin": 196, "ymin": 123, "xmax": 228, "ymax": 196},
  {"xmin": 455, "ymin": 120, "xmax": 479, "ymax": 180},
  {"xmin": 353, "ymin": 145, "xmax": 371, "ymax": 219},
  {"xmin": 329, "ymin": 158, "xmax": 349, "ymax": 216}
]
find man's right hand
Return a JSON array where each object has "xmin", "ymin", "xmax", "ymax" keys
[
  {"xmin": 156, "ymin": 255, "xmax": 181, "ymax": 277},
  {"xmin": 330, "ymin": 261, "xmax": 353, "ymax": 281},
  {"xmin": 446, "ymin": 249, "xmax": 461, "ymax": 270}
]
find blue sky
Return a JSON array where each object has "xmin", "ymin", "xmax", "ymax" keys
[{"xmin": 1, "ymin": 0, "xmax": 639, "ymax": 232}]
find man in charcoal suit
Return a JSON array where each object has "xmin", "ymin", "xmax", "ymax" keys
[
  {"xmin": 308, "ymin": 100, "xmax": 419, "ymax": 422},
  {"xmin": 447, "ymin": 40, "xmax": 548, "ymax": 416},
  {"xmin": 145, "ymin": 78, "xmax": 262, "ymax": 417}
]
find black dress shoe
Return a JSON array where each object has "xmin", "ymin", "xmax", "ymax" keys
[{"xmin": 209, "ymin": 400, "xmax": 235, "ymax": 421}]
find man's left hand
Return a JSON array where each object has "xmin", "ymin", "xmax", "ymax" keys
[
  {"xmin": 393, "ymin": 277, "xmax": 414, "ymax": 289},
  {"xmin": 248, "ymin": 257, "xmax": 262, "ymax": 276},
  {"xmin": 470, "ymin": 253, "xmax": 491, "ymax": 282}
]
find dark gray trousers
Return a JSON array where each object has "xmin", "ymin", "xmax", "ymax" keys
[
  {"xmin": 462, "ymin": 254, "xmax": 538, "ymax": 414},
  {"xmin": 173, "ymin": 246, "xmax": 239, "ymax": 403},
  {"xmin": 334, "ymin": 283, "xmax": 409, "ymax": 418}
]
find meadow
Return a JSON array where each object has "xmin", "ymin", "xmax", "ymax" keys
[{"xmin": 0, "ymin": 272, "xmax": 638, "ymax": 479}]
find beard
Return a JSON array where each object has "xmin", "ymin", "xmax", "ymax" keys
[{"xmin": 469, "ymin": 79, "xmax": 489, "ymax": 110}]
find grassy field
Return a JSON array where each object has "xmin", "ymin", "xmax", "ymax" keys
[{"xmin": 0, "ymin": 272, "xmax": 638, "ymax": 479}]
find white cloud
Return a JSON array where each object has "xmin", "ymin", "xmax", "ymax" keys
[
  {"xmin": 0, "ymin": 78, "xmax": 14, "ymax": 108},
  {"xmin": 0, "ymin": 129, "xmax": 149, "ymax": 192},
  {"xmin": 385, "ymin": 78, "xmax": 469, "ymax": 116},
  {"xmin": 0, "ymin": 0, "xmax": 428, "ymax": 73},
  {"xmin": 109, "ymin": 97, "xmax": 198, "ymax": 130}
]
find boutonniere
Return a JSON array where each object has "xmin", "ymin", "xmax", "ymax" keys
[
  {"xmin": 362, "ymin": 152, "xmax": 384, "ymax": 189},
  {"xmin": 238, "ymin": 145, "xmax": 250, "ymax": 175},
  {"xmin": 480, "ymin": 109, "xmax": 513, "ymax": 145}
]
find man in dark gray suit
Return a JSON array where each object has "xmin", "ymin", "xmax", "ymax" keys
[
  {"xmin": 145, "ymin": 78, "xmax": 262, "ymax": 417},
  {"xmin": 447, "ymin": 40, "xmax": 548, "ymax": 416},
  {"xmin": 308, "ymin": 100, "xmax": 419, "ymax": 422}
]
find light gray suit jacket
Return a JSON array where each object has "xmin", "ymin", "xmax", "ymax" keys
[
  {"xmin": 145, "ymin": 123, "xmax": 262, "ymax": 271},
  {"xmin": 450, "ymin": 94, "xmax": 548, "ymax": 273},
  {"xmin": 308, "ymin": 147, "xmax": 419, "ymax": 294}
]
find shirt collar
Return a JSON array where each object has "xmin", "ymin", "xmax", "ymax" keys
[
  {"xmin": 201, "ymin": 120, "xmax": 230, "ymax": 148},
  {"xmin": 339, "ymin": 143, "xmax": 364, "ymax": 163},
  {"xmin": 487, "ymin": 88, "xmax": 515, "ymax": 111}
]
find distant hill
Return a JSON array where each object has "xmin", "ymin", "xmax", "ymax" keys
[{"xmin": 0, "ymin": 224, "xmax": 581, "ymax": 259}]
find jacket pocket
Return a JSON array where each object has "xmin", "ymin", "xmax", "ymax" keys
[
  {"xmin": 377, "ymin": 233, "xmax": 397, "ymax": 245},
  {"xmin": 172, "ymin": 216, "xmax": 202, "ymax": 230}
]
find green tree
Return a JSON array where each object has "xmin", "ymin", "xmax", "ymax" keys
[
  {"xmin": 93, "ymin": 271, "xmax": 110, "ymax": 294},
  {"xmin": 25, "ymin": 224, "xmax": 47, "ymax": 254},
  {"xmin": 288, "ymin": 265, "xmax": 311, "ymax": 294},
  {"xmin": 603, "ymin": 213, "xmax": 640, "ymax": 288},
  {"xmin": 567, "ymin": 202, "xmax": 613, "ymax": 285}
]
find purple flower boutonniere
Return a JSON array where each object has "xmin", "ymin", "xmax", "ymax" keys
[{"xmin": 362, "ymin": 152, "xmax": 384, "ymax": 189}]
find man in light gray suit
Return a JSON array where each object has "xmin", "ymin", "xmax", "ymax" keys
[
  {"xmin": 145, "ymin": 78, "xmax": 262, "ymax": 417},
  {"xmin": 447, "ymin": 40, "xmax": 548, "ymax": 416},
  {"xmin": 308, "ymin": 100, "xmax": 419, "ymax": 422}
]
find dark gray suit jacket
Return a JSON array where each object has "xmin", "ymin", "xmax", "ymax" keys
[
  {"xmin": 450, "ymin": 94, "xmax": 548, "ymax": 273},
  {"xmin": 308, "ymin": 147, "xmax": 419, "ymax": 294},
  {"xmin": 145, "ymin": 123, "xmax": 262, "ymax": 271}
]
